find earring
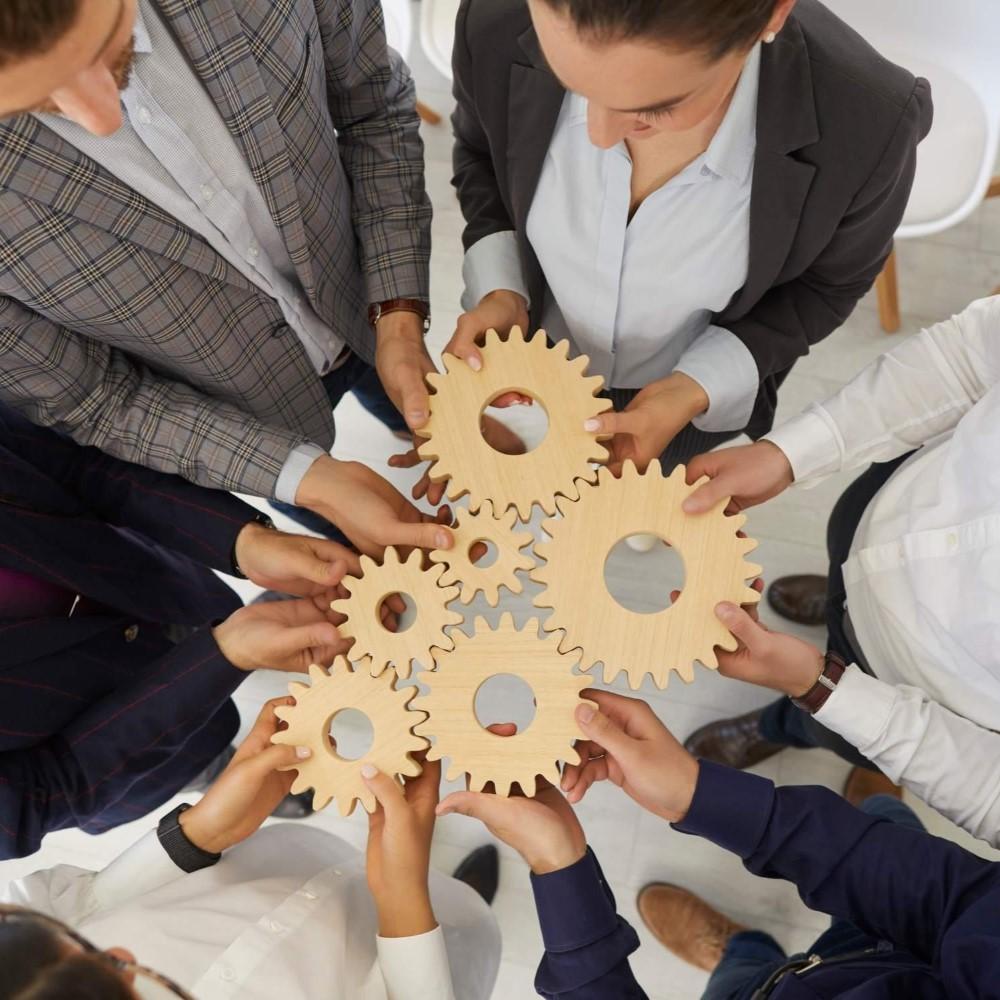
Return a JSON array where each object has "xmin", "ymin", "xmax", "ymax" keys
[{"xmin": 763, "ymin": 31, "xmax": 777, "ymax": 43}]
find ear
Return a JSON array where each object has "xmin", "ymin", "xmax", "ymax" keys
[{"xmin": 766, "ymin": 0, "xmax": 800, "ymax": 37}]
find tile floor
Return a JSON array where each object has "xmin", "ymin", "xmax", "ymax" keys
[{"xmin": 4, "ymin": 16, "xmax": 1000, "ymax": 1000}]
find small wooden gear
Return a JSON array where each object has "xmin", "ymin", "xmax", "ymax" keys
[
  {"xmin": 429, "ymin": 501, "xmax": 535, "ymax": 606},
  {"xmin": 271, "ymin": 658, "xmax": 428, "ymax": 815},
  {"xmin": 331, "ymin": 546, "xmax": 463, "ymax": 679},
  {"xmin": 416, "ymin": 327, "xmax": 612, "ymax": 519},
  {"xmin": 412, "ymin": 613, "xmax": 595, "ymax": 796},
  {"xmin": 532, "ymin": 462, "xmax": 762, "ymax": 689}
]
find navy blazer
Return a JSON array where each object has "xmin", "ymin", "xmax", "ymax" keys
[{"xmin": 0, "ymin": 407, "xmax": 255, "ymax": 858}]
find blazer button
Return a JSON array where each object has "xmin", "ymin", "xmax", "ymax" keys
[{"xmin": 124, "ymin": 624, "xmax": 140, "ymax": 642}]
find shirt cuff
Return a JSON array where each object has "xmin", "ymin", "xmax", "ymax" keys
[
  {"xmin": 815, "ymin": 665, "xmax": 896, "ymax": 755},
  {"xmin": 376, "ymin": 926, "xmax": 456, "ymax": 1000},
  {"xmin": 672, "ymin": 760, "xmax": 775, "ymax": 859},
  {"xmin": 461, "ymin": 231, "xmax": 531, "ymax": 313},
  {"xmin": 92, "ymin": 830, "xmax": 187, "ymax": 912},
  {"xmin": 274, "ymin": 443, "xmax": 329, "ymax": 505},
  {"xmin": 763, "ymin": 406, "xmax": 844, "ymax": 486},
  {"xmin": 673, "ymin": 326, "xmax": 759, "ymax": 433}
]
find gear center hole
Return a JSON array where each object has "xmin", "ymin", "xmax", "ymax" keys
[
  {"xmin": 481, "ymin": 391, "xmax": 549, "ymax": 454},
  {"xmin": 603, "ymin": 535, "xmax": 686, "ymax": 614},
  {"xmin": 474, "ymin": 673, "xmax": 537, "ymax": 735},
  {"xmin": 469, "ymin": 539, "xmax": 499, "ymax": 567},
  {"xmin": 378, "ymin": 592, "xmax": 416, "ymax": 633},
  {"xmin": 327, "ymin": 708, "xmax": 375, "ymax": 761}
]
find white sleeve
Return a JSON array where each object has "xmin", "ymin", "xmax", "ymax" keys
[
  {"xmin": 461, "ymin": 231, "xmax": 531, "ymax": 313},
  {"xmin": 816, "ymin": 666, "xmax": 1000, "ymax": 848},
  {"xmin": 360, "ymin": 926, "xmax": 456, "ymax": 1000},
  {"xmin": 765, "ymin": 295, "xmax": 1000, "ymax": 486}
]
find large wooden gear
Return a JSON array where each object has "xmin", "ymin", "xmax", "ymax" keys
[
  {"xmin": 271, "ymin": 658, "xmax": 428, "ymax": 815},
  {"xmin": 416, "ymin": 327, "xmax": 612, "ymax": 519},
  {"xmin": 331, "ymin": 546, "xmax": 463, "ymax": 679},
  {"xmin": 532, "ymin": 462, "xmax": 762, "ymax": 690},
  {"xmin": 412, "ymin": 613, "xmax": 595, "ymax": 796},
  {"xmin": 429, "ymin": 501, "xmax": 535, "ymax": 606}
]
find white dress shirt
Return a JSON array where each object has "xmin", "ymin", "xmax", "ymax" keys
[
  {"xmin": 766, "ymin": 295, "xmax": 1000, "ymax": 846},
  {"xmin": 36, "ymin": 2, "xmax": 346, "ymax": 505},
  {"xmin": 2, "ymin": 824, "xmax": 500, "ymax": 1000},
  {"xmin": 462, "ymin": 45, "xmax": 761, "ymax": 433}
]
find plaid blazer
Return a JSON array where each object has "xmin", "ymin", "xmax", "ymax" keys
[{"xmin": 0, "ymin": 0, "xmax": 431, "ymax": 499}]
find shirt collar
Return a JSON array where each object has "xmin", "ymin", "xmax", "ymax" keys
[{"xmin": 132, "ymin": 2, "xmax": 153, "ymax": 56}]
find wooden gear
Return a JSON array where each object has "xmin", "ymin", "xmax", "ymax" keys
[
  {"xmin": 532, "ymin": 462, "xmax": 762, "ymax": 689},
  {"xmin": 412, "ymin": 613, "xmax": 595, "ymax": 796},
  {"xmin": 271, "ymin": 658, "xmax": 428, "ymax": 815},
  {"xmin": 416, "ymin": 327, "xmax": 612, "ymax": 519},
  {"xmin": 331, "ymin": 546, "xmax": 463, "ymax": 679},
  {"xmin": 429, "ymin": 501, "xmax": 535, "ymax": 606}
]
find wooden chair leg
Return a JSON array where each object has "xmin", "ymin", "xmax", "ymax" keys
[
  {"xmin": 876, "ymin": 248, "xmax": 901, "ymax": 333},
  {"xmin": 416, "ymin": 100, "xmax": 442, "ymax": 126}
]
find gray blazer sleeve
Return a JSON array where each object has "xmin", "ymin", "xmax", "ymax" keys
[{"xmin": 0, "ymin": 295, "xmax": 308, "ymax": 498}]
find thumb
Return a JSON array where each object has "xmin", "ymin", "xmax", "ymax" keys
[
  {"xmin": 243, "ymin": 742, "xmax": 311, "ymax": 781},
  {"xmin": 682, "ymin": 471, "xmax": 732, "ymax": 515},
  {"xmin": 399, "ymin": 367, "xmax": 431, "ymax": 431},
  {"xmin": 715, "ymin": 602, "xmax": 767, "ymax": 651},
  {"xmin": 272, "ymin": 622, "xmax": 341, "ymax": 662},
  {"xmin": 575, "ymin": 702, "xmax": 636, "ymax": 760},
  {"xmin": 583, "ymin": 410, "xmax": 642, "ymax": 437},
  {"xmin": 387, "ymin": 520, "xmax": 454, "ymax": 552},
  {"xmin": 436, "ymin": 790, "xmax": 506, "ymax": 826},
  {"xmin": 361, "ymin": 763, "xmax": 407, "ymax": 821},
  {"xmin": 291, "ymin": 549, "xmax": 347, "ymax": 588}
]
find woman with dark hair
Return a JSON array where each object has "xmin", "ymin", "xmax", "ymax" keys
[{"xmin": 433, "ymin": 0, "xmax": 932, "ymax": 480}]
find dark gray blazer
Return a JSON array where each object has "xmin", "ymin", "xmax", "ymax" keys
[{"xmin": 451, "ymin": 0, "xmax": 933, "ymax": 439}]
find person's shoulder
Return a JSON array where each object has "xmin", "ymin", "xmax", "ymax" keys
[{"xmin": 458, "ymin": 0, "xmax": 532, "ymax": 59}]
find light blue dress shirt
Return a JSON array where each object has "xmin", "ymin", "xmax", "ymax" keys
[
  {"xmin": 463, "ymin": 45, "xmax": 762, "ymax": 433},
  {"xmin": 37, "ymin": 2, "xmax": 344, "ymax": 503}
]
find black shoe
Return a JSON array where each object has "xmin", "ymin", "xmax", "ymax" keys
[
  {"xmin": 453, "ymin": 845, "xmax": 499, "ymax": 905},
  {"xmin": 683, "ymin": 709, "xmax": 784, "ymax": 770},
  {"xmin": 270, "ymin": 790, "xmax": 315, "ymax": 819},
  {"xmin": 183, "ymin": 745, "xmax": 237, "ymax": 794},
  {"xmin": 766, "ymin": 575, "xmax": 828, "ymax": 627}
]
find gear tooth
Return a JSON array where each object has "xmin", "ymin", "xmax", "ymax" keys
[
  {"xmin": 360, "ymin": 790, "xmax": 378, "ymax": 815},
  {"xmin": 483, "ymin": 327, "xmax": 502, "ymax": 349},
  {"xmin": 336, "ymin": 794, "xmax": 355, "ymax": 817},
  {"xmin": 743, "ymin": 586, "xmax": 763, "ymax": 605},
  {"xmin": 289, "ymin": 772, "xmax": 311, "ymax": 796},
  {"xmin": 678, "ymin": 662, "xmax": 697, "ymax": 684},
  {"xmin": 493, "ymin": 777, "xmax": 511, "ymax": 798},
  {"xmin": 744, "ymin": 562, "xmax": 764, "ymax": 581},
  {"xmin": 307, "ymin": 663, "xmax": 328, "ymax": 684},
  {"xmin": 425, "ymin": 370, "xmax": 444, "ymax": 392},
  {"xmin": 469, "ymin": 772, "xmax": 487, "ymax": 793},
  {"xmin": 519, "ymin": 774, "xmax": 539, "ymax": 798},
  {"xmin": 581, "ymin": 374, "xmax": 606, "ymax": 396},
  {"xmin": 440, "ymin": 352, "xmax": 459, "ymax": 375},
  {"xmin": 445, "ymin": 762, "xmax": 464, "ymax": 783},
  {"xmin": 330, "ymin": 597, "xmax": 348, "ymax": 616},
  {"xmin": 550, "ymin": 337, "xmax": 569, "ymax": 358}
]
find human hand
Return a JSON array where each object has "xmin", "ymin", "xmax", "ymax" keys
[
  {"xmin": 683, "ymin": 440, "xmax": 794, "ymax": 515},
  {"xmin": 233, "ymin": 521, "xmax": 361, "ymax": 596},
  {"xmin": 180, "ymin": 698, "xmax": 310, "ymax": 853},
  {"xmin": 583, "ymin": 373, "xmax": 709, "ymax": 473},
  {"xmin": 561, "ymin": 692, "xmax": 699, "ymax": 823},
  {"xmin": 213, "ymin": 594, "xmax": 348, "ymax": 672},
  {"xmin": 363, "ymin": 756, "xmax": 440, "ymax": 937},
  {"xmin": 714, "ymin": 601, "xmax": 824, "ymax": 697},
  {"xmin": 296, "ymin": 455, "xmax": 454, "ymax": 558},
  {"xmin": 374, "ymin": 311, "xmax": 438, "ymax": 433}
]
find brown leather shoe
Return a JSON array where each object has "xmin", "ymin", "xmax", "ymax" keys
[
  {"xmin": 637, "ymin": 884, "xmax": 747, "ymax": 972},
  {"xmin": 684, "ymin": 708, "xmax": 784, "ymax": 770},
  {"xmin": 843, "ymin": 766, "xmax": 903, "ymax": 808},
  {"xmin": 766, "ymin": 574, "xmax": 828, "ymax": 626}
]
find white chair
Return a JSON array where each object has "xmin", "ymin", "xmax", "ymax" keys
[
  {"xmin": 383, "ymin": 0, "xmax": 442, "ymax": 124},
  {"xmin": 823, "ymin": 0, "xmax": 1000, "ymax": 331},
  {"xmin": 420, "ymin": 0, "xmax": 460, "ymax": 83}
]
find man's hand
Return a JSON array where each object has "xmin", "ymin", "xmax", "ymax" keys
[
  {"xmin": 213, "ymin": 595, "xmax": 348, "ymax": 672},
  {"xmin": 683, "ymin": 440, "xmax": 794, "ymax": 515},
  {"xmin": 561, "ymin": 692, "xmax": 700, "ymax": 823},
  {"xmin": 233, "ymin": 521, "xmax": 361, "ymax": 596},
  {"xmin": 583, "ymin": 373, "xmax": 709, "ymax": 473},
  {"xmin": 363, "ymin": 756, "xmax": 440, "ymax": 938},
  {"xmin": 296, "ymin": 455, "xmax": 453, "ymax": 557},
  {"xmin": 374, "ymin": 311, "xmax": 437, "ymax": 433},
  {"xmin": 179, "ymin": 698, "xmax": 310, "ymax": 854}
]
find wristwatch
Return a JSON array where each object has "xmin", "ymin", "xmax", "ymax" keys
[
  {"xmin": 230, "ymin": 511, "xmax": 276, "ymax": 579},
  {"xmin": 791, "ymin": 652, "xmax": 847, "ymax": 715},
  {"xmin": 368, "ymin": 298, "xmax": 431, "ymax": 332},
  {"xmin": 157, "ymin": 804, "xmax": 222, "ymax": 873}
]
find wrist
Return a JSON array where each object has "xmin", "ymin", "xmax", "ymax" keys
[
  {"xmin": 178, "ymin": 803, "xmax": 229, "ymax": 855},
  {"xmin": 295, "ymin": 454, "xmax": 342, "ymax": 509},
  {"xmin": 375, "ymin": 309, "xmax": 426, "ymax": 341},
  {"xmin": 232, "ymin": 519, "xmax": 269, "ymax": 578},
  {"xmin": 528, "ymin": 843, "xmax": 587, "ymax": 876},
  {"xmin": 657, "ymin": 752, "xmax": 700, "ymax": 824},
  {"xmin": 664, "ymin": 372, "xmax": 710, "ymax": 419},
  {"xmin": 780, "ymin": 649, "xmax": 826, "ymax": 698},
  {"xmin": 212, "ymin": 614, "xmax": 252, "ymax": 672},
  {"xmin": 376, "ymin": 891, "xmax": 436, "ymax": 937}
]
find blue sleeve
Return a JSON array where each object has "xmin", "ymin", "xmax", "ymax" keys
[
  {"xmin": 530, "ymin": 848, "xmax": 647, "ymax": 999},
  {"xmin": 675, "ymin": 761, "xmax": 1000, "ymax": 980}
]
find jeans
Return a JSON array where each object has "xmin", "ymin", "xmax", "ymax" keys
[
  {"xmin": 701, "ymin": 795, "xmax": 924, "ymax": 1000},
  {"xmin": 270, "ymin": 353, "xmax": 408, "ymax": 541},
  {"xmin": 757, "ymin": 454, "xmax": 914, "ymax": 767}
]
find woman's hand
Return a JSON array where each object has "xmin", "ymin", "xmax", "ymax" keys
[
  {"xmin": 561, "ymin": 692, "xmax": 700, "ymax": 823},
  {"xmin": 363, "ymin": 757, "xmax": 441, "ymax": 938},
  {"xmin": 683, "ymin": 440, "xmax": 794, "ymax": 515},
  {"xmin": 233, "ymin": 521, "xmax": 361, "ymax": 596},
  {"xmin": 583, "ymin": 373, "xmax": 709, "ymax": 473},
  {"xmin": 179, "ymin": 698, "xmax": 310, "ymax": 854}
]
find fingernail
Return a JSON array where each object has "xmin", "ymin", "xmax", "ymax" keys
[
  {"xmin": 583, "ymin": 418, "xmax": 601, "ymax": 432},
  {"xmin": 435, "ymin": 530, "xmax": 449, "ymax": 549},
  {"xmin": 361, "ymin": 763, "xmax": 378, "ymax": 779},
  {"xmin": 576, "ymin": 704, "xmax": 595, "ymax": 725},
  {"xmin": 407, "ymin": 410, "xmax": 426, "ymax": 423},
  {"xmin": 468, "ymin": 356, "xmax": 482, "ymax": 372},
  {"xmin": 296, "ymin": 747, "xmax": 312, "ymax": 759}
]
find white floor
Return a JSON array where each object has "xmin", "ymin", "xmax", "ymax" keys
[{"xmin": 4, "ymin": 19, "xmax": 1000, "ymax": 1000}]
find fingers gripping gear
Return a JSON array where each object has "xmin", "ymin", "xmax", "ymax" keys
[
  {"xmin": 416, "ymin": 327, "xmax": 612, "ymax": 519},
  {"xmin": 413, "ymin": 614, "xmax": 595, "ymax": 796},
  {"xmin": 271, "ymin": 658, "xmax": 428, "ymax": 815},
  {"xmin": 331, "ymin": 546, "xmax": 463, "ymax": 679},
  {"xmin": 532, "ymin": 462, "xmax": 762, "ymax": 690}
]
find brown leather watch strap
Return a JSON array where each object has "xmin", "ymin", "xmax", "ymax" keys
[
  {"xmin": 368, "ymin": 298, "xmax": 430, "ymax": 330},
  {"xmin": 791, "ymin": 652, "xmax": 847, "ymax": 715}
]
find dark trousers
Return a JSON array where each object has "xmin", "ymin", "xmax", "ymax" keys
[
  {"xmin": 701, "ymin": 795, "xmax": 924, "ymax": 1000},
  {"xmin": 270, "ymin": 353, "xmax": 407, "ymax": 541},
  {"xmin": 758, "ymin": 454, "xmax": 914, "ymax": 768}
]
